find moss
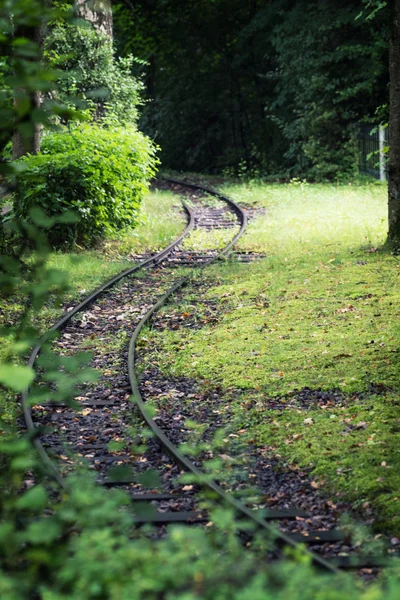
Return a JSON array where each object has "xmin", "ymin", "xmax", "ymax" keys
[
  {"xmin": 152, "ymin": 251, "xmax": 400, "ymax": 395},
  {"xmin": 142, "ymin": 179, "xmax": 400, "ymax": 532}
]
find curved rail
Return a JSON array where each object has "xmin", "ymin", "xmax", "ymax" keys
[
  {"xmin": 163, "ymin": 177, "xmax": 247, "ymax": 256},
  {"xmin": 21, "ymin": 200, "xmax": 195, "ymax": 486},
  {"xmin": 128, "ymin": 178, "xmax": 337, "ymax": 573},
  {"xmin": 21, "ymin": 177, "xmax": 339, "ymax": 573}
]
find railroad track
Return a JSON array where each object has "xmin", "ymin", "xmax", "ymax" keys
[{"xmin": 22, "ymin": 178, "xmax": 388, "ymax": 575}]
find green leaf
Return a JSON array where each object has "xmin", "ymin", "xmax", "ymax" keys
[
  {"xmin": 0, "ymin": 523, "xmax": 15, "ymax": 546},
  {"xmin": 28, "ymin": 206, "xmax": 55, "ymax": 228},
  {"xmin": 0, "ymin": 364, "xmax": 34, "ymax": 391},
  {"xmin": 26, "ymin": 519, "xmax": 61, "ymax": 545},
  {"xmin": 107, "ymin": 440, "xmax": 125, "ymax": 452},
  {"xmin": 11, "ymin": 456, "xmax": 36, "ymax": 471},
  {"xmin": 133, "ymin": 502, "xmax": 158, "ymax": 520},
  {"xmin": 136, "ymin": 470, "xmax": 162, "ymax": 490},
  {"xmin": 57, "ymin": 211, "xmax": 79, "ymax": 224},
  {"xmin": 106, "ymin": 465, "xmax": 133, "ymax": 482},
  {"xmin": 16, "ymin": 485, "xmax": 48, "ymax": 511}
]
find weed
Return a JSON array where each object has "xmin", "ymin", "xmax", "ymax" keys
[{"xmin": 105, "ymin": 190, "xmax": 186, "ymax": 255}]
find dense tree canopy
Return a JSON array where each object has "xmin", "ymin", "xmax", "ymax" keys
[{"xmin": 114, "ymin": 0, "xmax": 389, "ymax": 179}]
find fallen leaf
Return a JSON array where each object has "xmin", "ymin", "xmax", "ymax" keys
[{"xmin": 219, "ymin": 454, "xmax": 234, "ymax": 461}]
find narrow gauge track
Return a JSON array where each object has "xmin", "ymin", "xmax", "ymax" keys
[{"xmin": 22, "ymin": 178, "xmax": 384, "ymax": 575}]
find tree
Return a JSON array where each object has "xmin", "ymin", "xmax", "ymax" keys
[
  {"xmin": 75, "ymin": 0, "xmax": 113, "ymax": 38},
  {"xmin": 270, "ymin": 0, "xmax": 388, "ymax": 180},
  {"xmin": 46, "ymin": 1, "xmax": 141, "ymax": 125},
  {"xmin": 12, "ymin": 10, "xmax": 46, "ymax": 158},
  {"xmin": 388, "ymin": 0, "xmax": 400, "ymax": 246}
]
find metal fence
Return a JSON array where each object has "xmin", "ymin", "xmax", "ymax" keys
[{"xmin": 358, "ymin": 124, "xmax": 388, "ymax": 180}]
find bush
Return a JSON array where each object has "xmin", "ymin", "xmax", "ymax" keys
[{"xmin": 14, "ymin": 124, "xmax": 159, "ymax": 247}]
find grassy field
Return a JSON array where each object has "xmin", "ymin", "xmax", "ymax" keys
[
  {"xmin": 141, "ymin": 179, "xmax": 400, "ymax": 533},
  {"xmin": 0, "ymin": 189, "xmax": 185, "ymax": 423}
]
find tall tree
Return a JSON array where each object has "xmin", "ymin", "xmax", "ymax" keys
[
  {"xmin": 75, "ymin": 0, "xmax": 113, "ymax": 38},
  {"xmin": 388, "ymin": 0, "xmax": 400, "ymax": 246},
  {"xmin": 12, "ymin": 15, "xmax": 45, "ymax": 158}
]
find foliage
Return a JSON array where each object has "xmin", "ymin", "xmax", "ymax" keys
[
  {"xmin": 0, "ymin": 53, "xmax": 13, "ymax": 154},
  {"xmin": 13, "ymin": 124, "xmax": 159, "ymax": 247},
  {"xmin": 0, "ymin": 0, "xmax": 77, "ymax": 169},
  {"xmin": 114, "ymin": 0, "xmax": 389, "ymax": 179},
  {"xmin": 114, "ymin": 0, "xmax": 282, "ymax": 174},
  {"xmin": 46, "ymin": 18, "xmax": 143, "ymax": 125},
  {"xmin": 269, "ymin": 0, "xmax": 389, "ymax": 180},
  {"xmin": 3, "ymin": 434, "xmax": 400, "ymax": 599},
  {"xmin": 2, "ymin": 1, "xmax": 400, "ymax": 597}
]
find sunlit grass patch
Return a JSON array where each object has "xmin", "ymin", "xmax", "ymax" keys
[
  {"xmin": 106, "ymin": 189, "xmax": 186, "ymax": 254},
  {"xmin": 181, "ymin": 227, "xmax": 239, "ymax": 252},
  {"xmin": 47, "ymin": 253, "xmax": 132, "ymax": 299},
  {"xmin": 151, "ymin": 252, "xmax": 400, "ymax": 395},
  {"xmin": 143, "ymin": 179, "xmax": 400, "ymax": 532},
  {"xmin": 221, "ymin": 179, "xmax": 387, "ymax": 254}
]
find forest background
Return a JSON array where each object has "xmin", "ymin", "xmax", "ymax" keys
[{"xmin": 115, "ymin": 0, "xmax": 390, "ymax": 181}]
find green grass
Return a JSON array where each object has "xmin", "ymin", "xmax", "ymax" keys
[
  {"xmin": 103, "ymin": 189, "xmax": 186, "ymax": 255},
  {"xmin": 181, "ymin": 228, "xmax": 239, "ymax": 252},
  {"xmin": 0, "ymin": 253, "xmax": 133, "ymax": 423},
  {"xmin": 221, "ymin": 178, "xmax": 387, "ymax": 254},
  {"xmin": 141, "ymin": 179, "xmax": 400, "ymax": 532},
  {"xmin": 0, "ymin": 189, "xmax": 186, "ymax": 423}
]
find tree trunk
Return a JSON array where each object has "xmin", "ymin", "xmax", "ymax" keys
[
  {"xmin": 12, "ymin": 23, "xmax": 44, "ymax": 159},
  {"xmin": 388, "ymin": 0, "xmax": 400, "ymax": 246},
  {"xmin": 75, "ymin": 0, "xmax": 113, "ymax": 38},
  {"xmin": 12, "ymin": 97, "xmax": 41, "ymax": 159}
]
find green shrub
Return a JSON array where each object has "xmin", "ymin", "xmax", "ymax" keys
[
  {"xmin": 14, "ymin": 124, "xmax": 159, "ymax": 247},
  {"xmin": 1, "ymin": 431, "xmax": 400, "ymax": 599}
]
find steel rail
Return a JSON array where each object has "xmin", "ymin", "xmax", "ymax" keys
[
  {"xmin": 20, "ymin": 177, "xmax": 339, "ymax": 572},
  {"xmin": 21, "ymin": 200, "xmax": 195, "ymax": 486},
  {"xmin": 128, "ymin": 177, "xmax": 338, "ymax": 573}
]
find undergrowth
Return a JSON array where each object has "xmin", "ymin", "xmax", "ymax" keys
[
  {"xmin": 0, "ymin": 189, "xmax": 185, "ymax": 422},
  {"xmin": 104, "ymin": 189, "xmax": 186, "ymax": 255}
]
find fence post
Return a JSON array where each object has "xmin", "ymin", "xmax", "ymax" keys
[{"xmin": 379, "ymin": 125, "xmax": 387, "ymax": 181}]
